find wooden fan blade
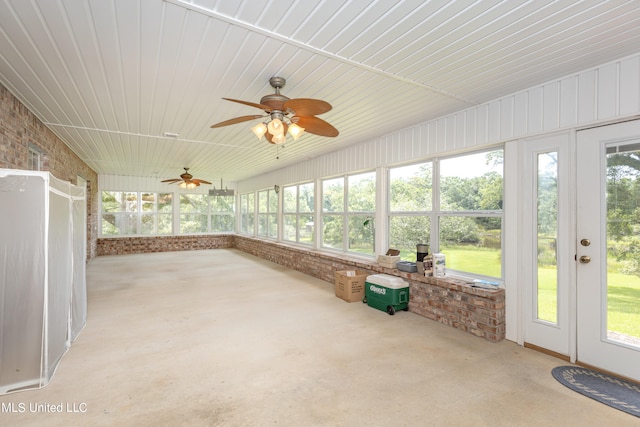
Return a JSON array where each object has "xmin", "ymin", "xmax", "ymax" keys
[
  {"xmin": 211, "ymin": 115, "xmax": 266, "ymax": 128},
  {"xmin": 161, "ymin": 179, "xmax": 181, "ymax": 183},
  {"xmin": 223, "ymin": 98, "xmax": 272, "ymax": 112},
  {"xmin": 295, "ymin": 116, "xmax": 339, "ymax": 137},
  {"xmin": 192, "ymin": 179, "xmax": 211, "ymax": 185},
  {"xmin": 284, "ymin": 98, "xmax": 332, "ymax": 116}
]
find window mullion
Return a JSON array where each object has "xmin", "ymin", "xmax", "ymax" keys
[{"xmin": 432, "ymin": 158, "xmax": 441, "ymax": 253}]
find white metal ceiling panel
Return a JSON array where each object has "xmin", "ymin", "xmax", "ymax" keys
[{"xmin": 0, "ymin": 0, "xmax": 639, "ymax": 183}]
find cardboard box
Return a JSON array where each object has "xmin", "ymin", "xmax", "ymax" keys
[
  {"xmin": 377, "ymin": 254, "xmax": 401, "ymax": 268},
  {"xmin": 335, "ymin": 270, "xmax": 368, "ymax": 302}
]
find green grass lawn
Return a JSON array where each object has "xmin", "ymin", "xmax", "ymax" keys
[
  {"xmin": 439, "ymin": 245, "xmax": 501, "ymax": 278},
  {"xmin": 537, "ymin": 267, "xmax": 640, "ymax": 338}
]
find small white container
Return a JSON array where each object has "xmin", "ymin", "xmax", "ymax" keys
[{"xmin": 433, "ymin": 253, "xmax": 446, "ymax": 277}]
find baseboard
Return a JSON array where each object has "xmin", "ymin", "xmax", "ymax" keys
[{"xmin": 523, "ymin": 342, "xmax": 570, "ymax": 362}]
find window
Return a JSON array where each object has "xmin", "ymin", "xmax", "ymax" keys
[
  {"xmin": 536, "ymin": 151, "xmax": 558, "ymax": 322},
  {"xmin": 179, "ymin": 194, "xmax": 208, "ymax": 234},
  {"xmin": 240, "ymin": 193, "xmax": 255, "ymax": 235},
  {"xmin": 101, "ymin": 191, "xmax": 172, "ymax": 236},
  {"xmin": 179, "ymin": 194, "xmax": 236, "ymax": 234},
  {"xmin": 283, "ymin": 182, "xmax": 315, "ymax": 245},
  {"xmin": 28, "ymin": 146, "xmax": 40, "ymax": 171},
  {"xmin": 438, "ymin": 150, "xmax": 503, "ymax": 278},
  {"xmin": 388, "ymin": 162, "xmax": 432, "ymax": 261},
  {"xmin": 322, "ymin": 171, "xmax": 376, "ymax": 255},
  {"xmin": 322, "ymin": 177, "xmax": 344, "ymax": 250},
  {"xmin": 387, "ymin": 149, "xmax": 504, "ymax": 278},
  {"xmin": 257, "ymin": 188, "xmax": 278, "ymax": 238},
  {"xmin": 210, "ymin": 195, "xmax": 235, "ymax": 232}
]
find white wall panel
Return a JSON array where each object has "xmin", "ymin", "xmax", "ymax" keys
[
  {"xmin": 437, "ymin": 119, "xmax": 447, "ymax": 153},
  {"xmin": 559, "ymin": 76, "xmax": 578, "ymax": 129},
  {"xmin": 501, "ymin": 97, "xmax": 514, "ymax": 142},
  {"xmin": 237, "ymin": 54, "xmax": 640, "ymax": 192},
  {"xmin": 488, "ymin": 100, "xmax": 500, "ymax": 143},
  {"xmin": 578, "ymin": 70, "xmax": 597, "ymax": 123},
  {"xmin": 513, "ymin": 91, "xmax": 528, "ymax": 137},
  {"xmin": 528, "ymin": 87, "xmax": 543, "ymax": 134},
  {"xmin": 620, "ymin": 56, "xmax": 640, "ymax": 115},
  {"xmin": 598, "ymin": 63, "xmax": 618, "ymax": 119},
  {"xmin": 543, "ymin": 82, "xmax": 560, "ymax": 131},
  {"xmin": 476, "ymin": 104, "xmax": 488, "ymax": 145},
  {"xmin": 464, "ymin": 109, "xmax": 477, "ymax": 148}
]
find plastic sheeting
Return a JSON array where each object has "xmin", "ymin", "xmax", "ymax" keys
[{"xmin": 0, "ymin": 169, "xmax": 87, "ymax": 394}]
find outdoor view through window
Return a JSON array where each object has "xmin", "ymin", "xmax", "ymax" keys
[{"xmin": 390, "ymin": 149, "xmax": 503, "ymax": 279}]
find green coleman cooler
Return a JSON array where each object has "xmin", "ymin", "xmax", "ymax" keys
[{"xmin": 363, "ymin": 274, "xmax": 409, "ymax": 315}]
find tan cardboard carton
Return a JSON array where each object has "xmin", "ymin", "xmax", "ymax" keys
[{"xmin": 335, "ymin": 270, "xmax": 368, "ymax": 302}]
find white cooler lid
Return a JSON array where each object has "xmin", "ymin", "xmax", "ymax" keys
[{"xmin": 366, "ymin": 273, "xmax": 408, "ymax": 289}]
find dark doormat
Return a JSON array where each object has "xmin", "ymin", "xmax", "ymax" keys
[{"xmin": 552, "ymin": 366, "xmax": 640, "ymax": 417}]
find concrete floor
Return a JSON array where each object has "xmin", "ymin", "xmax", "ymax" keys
[{"xmin": 0, "ymin": 249, "xmax": 637, "ymax": 426}]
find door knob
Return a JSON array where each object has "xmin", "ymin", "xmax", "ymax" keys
[{"xmin": 579, "ymin": 255, "xmax": 591, "ymax": 263}]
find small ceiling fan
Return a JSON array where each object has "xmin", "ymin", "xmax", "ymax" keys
[
  {"xmin": 210, "ymin": 76, "xmax": 338, "ymax": 144},
  {"xmin": 161, "ymin": 168, "xmax": 211, "ymax": 189}
]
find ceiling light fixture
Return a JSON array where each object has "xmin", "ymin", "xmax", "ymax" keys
[
  {"xmin": 178, "ymin": 181, "xmax": 197, "ymax": 189},
  {"xmin": 211, "ymin": 76, "xmax": 337, "ymax": 145},
  {"xmin": 251, "ymin": 104, "xmax": 305, "ymax": 145}
]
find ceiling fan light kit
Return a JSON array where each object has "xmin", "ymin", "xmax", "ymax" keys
[
  {"xmin": 161, "ymin": 167, "xmax": 211, "ymax": 188},
  {"xmin": 211, "ymin": 77, "xmax": 338, "ymax": 145}
]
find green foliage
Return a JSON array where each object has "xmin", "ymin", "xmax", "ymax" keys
[{"xmin": 606, "ymin": 154, "xmax": 640, "ymax": 277}]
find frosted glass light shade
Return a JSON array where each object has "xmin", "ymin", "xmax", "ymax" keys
[
  {"xmin": 267, "ymin": 118, "xmax": 284, "ymax": 136},
  {"xmin": 288, "ymin": 123, "xmax": 305, "ymax": 140},
  {"xmin": 251, "ymin": 123, "xmax": 267, "ymax": 139},
  {"xmin": 272, "ymin": 134, "xmax": 286, "ymax": 144}
]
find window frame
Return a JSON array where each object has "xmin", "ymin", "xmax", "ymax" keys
[
  {"xmin": 100, "ymin": 191, "xmax": 173, "ymax": 237},
  {"xmin": 282, "ymin": 181, "xmax": 315, "ymax": 246},
  {"xmin": 239, "ymin": 192, "xmax": 255, "ymax": 235},
  {"xmin": 387, "ymin": 147, "xmax": 504, "ymax": 279},
  {"xmin": 178, "ymin": 193, "xmax": 236, "ymax": 235},
  {"xmin": 257, "ymin": 188, "xmax": 278, "ymax": 239},
  {"xmin": 321, "ymin": 170, "xmax": 377, "ymax": 257}
]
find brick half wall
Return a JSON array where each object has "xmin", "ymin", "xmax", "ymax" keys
[{"xmin": 97, "ymin": 234, "xmax": 505, "ymax": 342}]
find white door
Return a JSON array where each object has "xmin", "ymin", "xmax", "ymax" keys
[
  {"xmin": 522, "ymin": 134, "xmax": 573, "ymax": 356},
  {"xmin": 577, "ymin": 120, "xmax": 640, "ymax": 381}
]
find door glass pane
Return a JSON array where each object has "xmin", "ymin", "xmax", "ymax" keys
[
  {"xmin": 537, "ymin": 152, "xmax": 558, "ymax": 323},
  {"xmin": 606, "ymin": 144, "xmax": 640, "ymax": 346}
]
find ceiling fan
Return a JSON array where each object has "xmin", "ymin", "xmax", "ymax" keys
[
  {"xmin": 161, "ymin": 168, "xmax": 211, "ymax": 189},
  {"xmin": 210, "ymin": 76, "xmax": 338, "ymax": 144}
]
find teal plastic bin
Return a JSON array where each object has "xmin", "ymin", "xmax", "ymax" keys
[{"xmin": 363, "ymin": 274, "xmax": 409, "ymax": 315}]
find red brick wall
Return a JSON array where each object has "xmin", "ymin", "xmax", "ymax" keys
[
  {"xmin": 97, "ymin": 233, "xmax": 505, "ymax": 342},
  {"xmin": 0, "ymin": 83, "xmax": 99, "ymax": 259},
  {"xmin": 97, "ymin": 234, "xmax": 234, "ymax": 255}
]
